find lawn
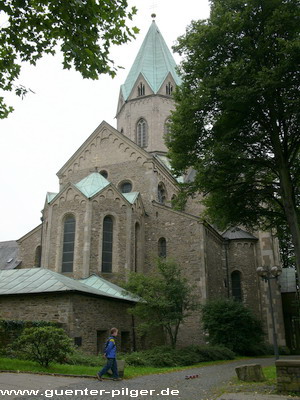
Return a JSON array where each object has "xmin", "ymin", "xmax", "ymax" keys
[
  {"xmin": 0, "ymin": 357, "xmax": 245, "ymax": 379},
  {"xmin": 0, "ymin": 357, "xmax": 283, "ymax": 396}
]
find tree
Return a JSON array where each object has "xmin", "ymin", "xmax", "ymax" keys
[
  {"xmin": 0, "ymin": 0, "xmax": 138, "ymax": 118},
  {"xmin": 124, "ymin": 259, "xmax": 199, "ymax": 348},
  {"xmin": 14, "ymin": 326, "xmax": 74, "ymax": 367},
  {"xmin": 167, "ymin": 0, "xmax": 300, "ymax": 277},
  {"xmin": 201, "ymin": 299, "xmax": 265, "ymax": 355}
]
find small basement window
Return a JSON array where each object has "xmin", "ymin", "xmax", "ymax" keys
[{"xmin": 74, "ymin": 337, "xmax": 82, "ymax": 347}]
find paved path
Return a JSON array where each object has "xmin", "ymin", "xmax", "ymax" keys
[{"xmin": 0, "ymin": 358, "xmax": 299, "ymax": 400}]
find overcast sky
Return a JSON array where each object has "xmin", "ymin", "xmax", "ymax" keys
[{"xmin": 0, "ymin": 0, "xmax": 210, "ymax": 241}]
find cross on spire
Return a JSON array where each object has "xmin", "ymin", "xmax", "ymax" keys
[{"xmin": 150, "ymin": 0, "xmax": 157, "ymax": 19}]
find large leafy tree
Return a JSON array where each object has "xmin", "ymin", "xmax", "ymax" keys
[
  {"xmin": 167, "ymin": 0, "xmax": 300, "ymax": 277},
  {"xmin": 124, "ymin": 259, "xmax": 199, "ymax": 348},
  {"xmin": 0, "ymin": 0, "xmax": 138, "ymax": 118}
]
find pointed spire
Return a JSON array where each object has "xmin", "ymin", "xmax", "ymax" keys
[{"xmin": 120, "ymin": 20, "xmax": 181, "ymax": 100}]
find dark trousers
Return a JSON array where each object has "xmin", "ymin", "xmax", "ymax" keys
[{"xmin": 98, "ymin": 358, "xmax": 119, "ymax": 378}]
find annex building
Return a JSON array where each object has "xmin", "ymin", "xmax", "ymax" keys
[{"xmin": 0, "ymin": 19, "xmax": 286, "ymax": 354}]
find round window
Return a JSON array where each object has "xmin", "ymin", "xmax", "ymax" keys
[
  {"xmin": 121, "ymin": 181, "xmax": 132, "ymax": 193},
  {"xmin": 100, "ymin": 170, "xmax": 108, "ymax": 179}
]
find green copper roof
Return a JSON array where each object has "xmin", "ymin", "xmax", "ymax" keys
[
  {"xmin": 123, "ymin": 192, "xmax": 139, "ymax": 204},
  {"xmin": 121, "ymin": 21, "xmax": 181, "ymax": 100},
  {"xmin": 47, "ymin": 192, "xmax": 58, "ymax": 203},
  {"xmin": 75, "ymin": 172, "xmax": 110, "ymax": 198},
  {"xmin": 154, "ymin": 154, "xmax": 184, "ymax": 183},
  {"xmin": 0, "ymin": 268, "xmax": 138, "ymax": 302},
  {"xmin": 79, "ymin": 275, "xmax": 138, "ymax": 302}
]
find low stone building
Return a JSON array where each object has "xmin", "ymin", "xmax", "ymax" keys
[
  {"xmin": 0, "ymin": 18, "xmax": 286, "ymax": 352},
  {"xmin": 0, "ymin": 268, "xmax": 137, "ymax": 354}
]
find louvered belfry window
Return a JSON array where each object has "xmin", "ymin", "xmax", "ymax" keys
[{"xmin": 137, "ymin": 118, "xmax": 147, "ymax": 148}]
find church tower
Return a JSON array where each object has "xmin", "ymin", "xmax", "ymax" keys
[{"xmin": 116, "ymin": 17, "xmax": 181, "ymax": 153}]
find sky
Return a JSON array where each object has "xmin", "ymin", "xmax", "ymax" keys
[{"xmin": 0, "ymin": 0, "xmax": 210, "ymax": 242}]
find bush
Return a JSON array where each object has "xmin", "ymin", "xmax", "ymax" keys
[
  {"xmin": 0, "ymin": 320, "xmax": 61, "ymax": 355},
  {"xmin": 201, "ymin": 299, "xmax": 265, "ymax": 355},
  {"xmin": 124, "ymin": 352, "xmax": 147, "ymax": 366},
  {"xmin": 13, "ymin": 326, "xmax": 74, "ymax": 367},
  {"xmin": 124, "ymin": 345, "xmax": 235, "ymax": 367},
  {"xmin": 65, "ymin": 349, "xmax": 101, "ymax": 367}
]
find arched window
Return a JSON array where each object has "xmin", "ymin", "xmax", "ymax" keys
[
  {"xmin": 135, "ymin": 222, "xmax": 141, "ymax": 272},
  {"xmin": 100, "ymin": 170, "xmax": 108, "ymax": 179},
  {"xmin": 62, "ymin": 215, "xmax": 76, "ymax": 273},
  {"xmin": 120, "ymin": 181, "xmax": 132, "ymax": 193},
  {"xmin": 231, "ymin": 270, "xmax": 242, "ymax": 301},
  {"xmin": 34, "ymin": 246, "xmax": 41, "ymax": 267},
  {"xmin": 158, "ymin": 182, "xmax": 166, "ymax": 204},
  {"xmin": 164, "ymin": 118, "xmax": 172, "ymax": 137},
  {"xmin": 158, "ymin": 237, "xmax": 167, "ymax": 258},
  {"xmin": 166, "ymin": 82, "xmax": 173, "ymax": 95},
  {"xmin": 102, "ymin": 216, "xmax": 113, "ymax": 273},
  {"xmin": 138, "ymin": 82, "xmax": 145, "ymax": 96},
  {"xmin": 137, "ymin": 118, "xmax": 147, "ymax": 148}
]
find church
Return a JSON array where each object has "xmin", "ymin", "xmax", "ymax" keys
[{"xmin": 0, "ymin": 18, "xmax": 286, "ymax": 354}]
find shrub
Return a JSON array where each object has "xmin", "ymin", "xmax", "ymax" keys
[
  {"xmin": 125, "ymin": 352, "xmax": 148, "ymax": 366},
  {"xmin": 201, "ymin": 299, "xmax": 265, "ymax": 355},
  {"xmin": 13, "ymin": 326, "xmax": 74, "ymax": 367},
  {"xmin": 65, "ymin": 349, "xmax": 101, "ymax": 367},
  {"xmin": 124, "ymin": 345, "xmax": 234, "ymax": 367}
]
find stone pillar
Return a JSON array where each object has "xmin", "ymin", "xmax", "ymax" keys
[
  {"xmin": 276, "ymin": 359, "xmax": 300, "ymax": 392},
  {"xmin": 82, "ymin": 200, "xmax": 92, "ymax": 278}
]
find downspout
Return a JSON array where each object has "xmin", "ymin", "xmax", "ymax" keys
[
  {"xmin": 131, "ymin": 315, "xmax": 136, "ymax": 351},
  {"xmin": 224, "ymin": 238, "xmax": 230, "ymax": 298},
  {"xmin": 39, "ymin": 215, "xmax": 44, "ymax": 267}
]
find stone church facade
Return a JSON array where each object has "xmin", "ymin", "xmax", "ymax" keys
[{"xmin": 1, "ymin": 19, "xmax": 286, "ymax": 352}]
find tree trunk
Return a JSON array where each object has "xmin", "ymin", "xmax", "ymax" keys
[
  {"xmin": 281, "ymin": 192, "xmax": 300, "ymax": 279},
  {"xmin": 277, "ymin": 158, "xmax": 300, "ymax": 279},
  {"xmin": 270, "ymin": 121, "xmax": 300, "ymax": 279}
]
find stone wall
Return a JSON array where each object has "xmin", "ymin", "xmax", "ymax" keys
[
  {"xmin": 117, "ymin": 93, "xmax": 175, "ymax": 153},
  {"xmin": 227, "ymin": 240, "xmax": 261, "ymax": 317},
  {"xmin": 18, "ymin": 225, "xmax": 42, "ymax": 268},
  {"xmin": 205, "ymin": 227, "xmax": 227, "ymax": 300},
  {"xmin": 71, "ymin": 294, "xmax": 134, "ymax": 354},
  {"xmin": 276, "ymin": 359, "xmax": 300, "ymax": 392},
  {"xmin": 0, "ymin": 293, "xmax": 72, "ymax": 325},
  {"xmin": 145, "ymin": 202, "xmax": 206, "ymax": 346},
  {"xmin": 0, "ymin": 292, "xmax": 134, "ymax": 354}
]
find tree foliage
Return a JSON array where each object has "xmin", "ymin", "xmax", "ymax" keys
[
  {"xmin": 201, "ymin": 299, "xmax": 265, "ymax": 355},
  {"xmin": 0, "ymin": 0, "xmax": 138, "ymax": 118},
  {"xmin": 14, "ymin": 326, "xmax": 74, "ymax": 367},
  {"xmin": 124, "ymin": 259, "xmax": 199, "ymax": 348},
  {"xmin": 167, "ymin": 0, "xmax": 300, "ymax": 276}
]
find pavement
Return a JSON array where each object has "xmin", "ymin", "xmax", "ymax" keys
[
  {"xmin": 0, "ymin": 357, "xmax": 299, "ymax": 400},
  {"xmin": 215, "ymin": 395, "xmax": 299, "ymax": 400}
]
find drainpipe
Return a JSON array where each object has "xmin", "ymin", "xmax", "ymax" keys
[
  {"xmin": 131, "ymin": 315, "xmax": 136, "ymax": 351},
  {"xmin": 224, "ymin": 238, "xmax": 230, "ymax": 297},
  {"xmin": 39, "ymin": 215, "xmax": 44, "ymax": 267}
]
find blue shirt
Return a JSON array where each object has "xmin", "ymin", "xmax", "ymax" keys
[{"xmin": 105, "ymin": 336, "xmax": 117, "ymax": 358}]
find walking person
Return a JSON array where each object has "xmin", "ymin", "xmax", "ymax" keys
[{"xmin": 97, "ymin": 327, "xmax": 121, "ymax": 381}]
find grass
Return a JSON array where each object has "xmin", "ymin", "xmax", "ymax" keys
[
  {"xmin": 213, "ymin": 366, "xmax": 284, "ymax": 398},
  {"xmin": 4, "ymin": 357, "xmax": 300, "ymax": 397},
  {"xmin": 0, "ymin": 357, "xmax": 240, "ymax": 379}
]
